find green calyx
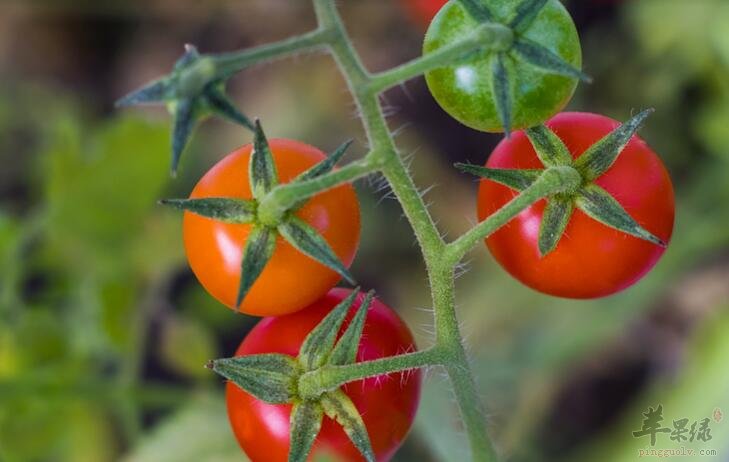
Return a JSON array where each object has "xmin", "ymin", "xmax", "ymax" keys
[
  {"xmin": 208, "ymin": 290, "xmax": 377, "ymax": 462},
  {"xmin": 116, "ymin": 44, "xmax": 254, "ymax": 174},
  {"xmin": 457, "ymin": 108, "xmax": 667, "ymax": 257},
  {"xmin": 455, "ymin": 0, "xmax": 591, "ymax": 135},
  {"xmin": 160, "ymin": 121, "xmax": 355, "ymax": 311}
]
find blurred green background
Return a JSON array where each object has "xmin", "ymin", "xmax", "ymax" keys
[{"xmin": 1, "ymin": 1, "xmax": 728, "ymax": 461}]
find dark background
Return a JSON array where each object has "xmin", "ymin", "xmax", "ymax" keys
[{"xmin": 0, "ymin": 1, "xmax": 728, "ymax": 461}]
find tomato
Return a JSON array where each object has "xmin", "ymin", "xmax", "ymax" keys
[
  {"xmin": 226, "ymin": 289, "xmax": 422, "ymax": 462},
  {"xmin": 401, "ymin": 0, "xmax": 447, "ymax": 27},
  {"xmin": 183, "ymin": 140, "xmax": 360, "ymax": 316},
  {"xmin": 423, "ymin": 0, "xmax": 582, "ymax": 132},
  {"xmin": 478, "ymin": 112, "xmax": 675, "ymax": 298}
]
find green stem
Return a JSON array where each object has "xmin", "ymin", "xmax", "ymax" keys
[
  {"xmin": 213, "ymin": 28, "xmax": 334, "ymax": 80},
  {"xmin": 258, "ymin": 156, "xmax": 378, "ymax": 224},
  {"xmin": 446, "ymin": 166, "xmax": 581, "ymax": 265},
  {"xmin": 370, "ymin": 23, "xmax": 513, "ymax": 93},
  {"xmin": 298, "ymin": 348, "xmax": 442, "ymax": 399}
]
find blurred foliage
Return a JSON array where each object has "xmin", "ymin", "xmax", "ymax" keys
[{"xmin": 0, "ymin": 1, "xmax": 728, "ymax": 461}]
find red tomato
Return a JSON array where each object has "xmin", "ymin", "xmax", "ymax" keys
[
  {"xmin": 402, "ymin": 0, "xmax": 447, "ymax": 27},
  {"xmin": 478, "ymin": 112, "xmax": 675, "ymax": 298},
  {"xmin": 226, "ymin": 289, "xmax": 422, "ymax": 461},
  {"xmin": 183, "ymin": 140, "xmax": 360, "ymax": 316}
]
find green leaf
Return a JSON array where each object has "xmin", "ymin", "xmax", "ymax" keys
[
  {"xmin": 236, "ymin": 226, "xmax": 277, "ymax": 310},
  {"xmin": 575, "ymin": 184, "xmax": 666, "ymax": 247},
  {"xmin": 573, "ymin": 109, "xmax": 655, "ymax": 181},
  {"xmin": 159, "ymin": 198, "xmax": 256, "ymax": 224},
  {"xmin": 288, "ymin": 401, "xmax": 324, "ymax": 462},
  {"xmin": 171, "ymin": 98, "xmax": 197, "ymax": 175},
  {"xmin": 524, "ymin": 125, "xmax": 573, "ymax": 167},
  {"xmin": 458, "ymin": 0, "xmax": 496, "ymax": 22},
  {"xmin": 298, "ymin": 290, "xmax": 359, "ymax": 371},
  {"xmin": 509, "ymin": 0, "xmax": 549, "ymax": 33},
  {"xmin": 115, "ymin": 79, "xmax": 174, "ymax": 107},
  {"xmin": 208, "ymin": 353, "xmax": 300, "ymax": 404},
  {"xmin": 538, "ymin": 197, "xmax": 574, "ymax": 256},
  {"xmin": 278, "ymin": 216, "xmax": 355, "ymax": 285},
  {"xmin": 321, "ymin": 390, "xmax": 375, "ymax": 462},
  {"xmin": 249, "ymin": 120, "xmax": 279, "ymax": 200},
  {"xmin": 491, "ymin": 53, "xmax": 512, "ymax": 136},
  {"xmin": 455, "ymin": 163, "xmax": 542, "ymax": 191},
  {"xmin": 512, "ymin": 38, "xmax": 592, "ymax": 82},
  {"xmin": 203, "ymin": 85, "xmax": 254, "ymax": 130},
  {"xmin": 329, "ymin": 291, "xmax": 372, "ymax": 366}
]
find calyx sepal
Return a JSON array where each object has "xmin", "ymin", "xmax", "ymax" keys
[
  {"xmin": 458, "ymin": 109, "xmax": 666, "ymax": 256},
  {"xmin": 209, "ymin": 289, "xmax": 377, "ymax": 462},
  {"xmin": 116, "ymin": 44, "xmax": 254, "ymax": 174}
]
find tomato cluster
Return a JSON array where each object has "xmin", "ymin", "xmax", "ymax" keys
[{"xmin": 121, "ymin": 1, "xmax": 676, "ymax": 461}]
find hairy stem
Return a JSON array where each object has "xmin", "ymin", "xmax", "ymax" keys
[
  {"xmin": 298, "ymin": 348, "xmax": 442, "ymax": 399},
  {"xmin": 446, "ymin": 166, "xmax": 582, "ymax": 265},
  {"xmin": 213, "ymin": 28, "xmax": 334, "ymax": 80},
  {"xmin": 370, "ymin": 22, "xmax": 513, "ymax": 93}
]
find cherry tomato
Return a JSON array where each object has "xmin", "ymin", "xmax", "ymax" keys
[
  {"xmin": 226, "ymin": 289, "xmax": 422, "ymax": 462},
  {"xmin": 401, "ymin": 0, "xmax": 447, "ymax": 27},
  {"xmin": 424, "ymin": 0, "xmax": 582, "ymax": 132},
  {"xmin": 183, "ymin": 140, "xmax": 360, "ymax": 316},
  {"xmin": 478, "ymin": 112, "xmax": 675, "ymax": 298}
]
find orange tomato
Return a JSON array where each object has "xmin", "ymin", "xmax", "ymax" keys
[{"xmin": 183, "ymin": 140, "xmax": 360, "ymax": 316}]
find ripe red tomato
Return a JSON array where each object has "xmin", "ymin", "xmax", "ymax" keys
[
  {"xmin": 478, "ymin": 112, "xmax": 675, "ymax": 298},
  {"xmin": 183, "ymin": 140, "xmax": 360, "ymax": 316},
  {"xmin": 226, "ymin": 289, "xmax": 422, "ymax": 461},
  {"xmin": 401, "ymin": 0, "xmax": 447, "ymax": 27}
]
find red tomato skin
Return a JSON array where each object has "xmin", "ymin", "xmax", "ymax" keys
[
  {"xmin": 478, "ymin": 112, "xmax": 675, "ymax": 299},
  {"xmin": 183, "ymin": 140, "xmax": 360, "ymax": 316},
  {"xmin": 226, "ymin": 289, "xmax": 422, "ymax": 462}
]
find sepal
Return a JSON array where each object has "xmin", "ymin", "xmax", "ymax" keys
[
  {"xmin": 574, "ymin": 109, "xmax": 654, "ymax": 181},
  {"xmin": 328, "ymin": 291, "xmax": 373, "ymax": 366},
  {"xmin": 289, "ymin": 401, "xmax": 324, "ymax": 462},
  {"xmin": 509, "ymin": 0, "xmax": 549, "ymax": 32},
  {"xmin": 513, "ymin": 38, "xmax": 591, "ymax": 82},
  {"xmin": 250, "ymin": 120, "xmax": 280, "ymax": 200},
  {"xmin": 298, "ymin": 290, "xmax": 360, "ymax": 371},
  {"xmin": 491, "ymin": 53, "xmax": 512, "ymax": 137},
  {"xmin": 236, "ymin": 226, "xmax": 277, "ymax": 310},
  {"xmin": 278, "ymin": 217, "xmax": 356, "ymax": 285},
  {"xmin": 538, "ymin": 197, "xmax": 574, "ymax": 256},
  {"xmin": 159, "ymin": 197, "xmax": 256, "ymax": 224},
  {"xmin": 455, "ymin": 163, "xmax": 542, "ymax": 191},
  {"xmin": 576, "ymin": 183, "xmax": 666, "ymax": 247},
  {"xmin": 207, "ymin": 353, "xmax": 299, "ymax": 404},
  {"xmin": 321, "ymin": 390, "xmax": 376, "ymax": 462},
  {"xmin": 525, "ymin": 125, "xmax": 573, "ymax": 167}
]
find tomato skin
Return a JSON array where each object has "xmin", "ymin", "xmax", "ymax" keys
[
  {"xmin": 424, "ymin": 0, "xmax": 582, "ymax": 132},
  {"xmin": 183, "ymin": 140, "xmax": 360, "ymax": 316},
  {"xmin": 401, "ymin": 0, "xmax": 447, "ymax": 27},
  {"xmin": 478, "ymin": 112, "xmax": 675, "ymax": 298},
  {"xmin": 226, "ymin": 289, "xmax": 422, "ymax": 462}
]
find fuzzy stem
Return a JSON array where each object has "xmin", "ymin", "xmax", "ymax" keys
[
  {"xmin": 446, "ymin": 166, "xmax": 582, "ymax": 265},
  {"xmin": 298, "ymin": 348, "xmax": 442, "ymax": 400},
  {"xmin": 212, "ymin": 28, "xmax": 334, "ymax": 80},
  {"xmin": 370, "ymin": 22, "xmax": 513, "ymax": 93}
]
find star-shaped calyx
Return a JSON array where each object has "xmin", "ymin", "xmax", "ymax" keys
[
  {"xmin": 160, "ymin": 121, "xmax": 355, "ymax": 310},
  {"xmin": 207, "ymin": 290, "xmax": 377, "ymax": 462},
  {"xmin": 457, "ymin": 109, "xmax": 667, "ymax": 256},
  {"xmin": 116, "ymin": 44, "xmax": 253, "ymax": 174},
  {"xmin": 458, "ymin": 0, "xmax": 592, "ymax": 136}
]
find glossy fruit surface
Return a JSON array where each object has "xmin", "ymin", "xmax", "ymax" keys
[
  {"xmin": 226, "ymin": 289, "xmax": 422, "ymax": 461},
  {"xmin": 478, "ymin": 112, "xmax": 675, "ymax": 298},
  {"xmin": 183, "ymin": 140, "xmax": 360, "ymax": 316},
  {"xmin": 424, "ymin": 0, "xmax": 582, "ymax": 132}
]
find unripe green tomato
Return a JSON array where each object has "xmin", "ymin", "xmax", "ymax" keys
[{"xmin": 423, "ymin": 0, "xmax": 583, "ymax": 132}]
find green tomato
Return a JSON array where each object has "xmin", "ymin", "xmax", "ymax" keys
[{"xmin": 423, "ymin": 0, "xmax": 583, "ymax": 133}]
